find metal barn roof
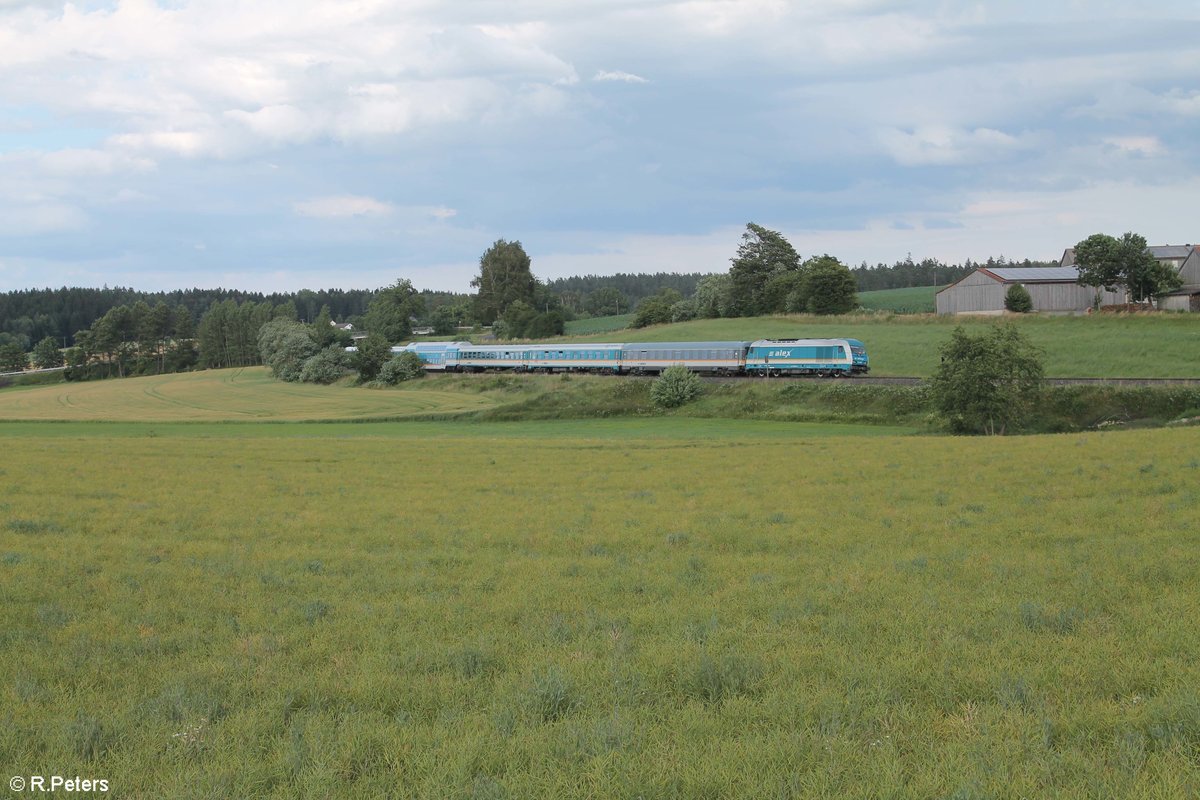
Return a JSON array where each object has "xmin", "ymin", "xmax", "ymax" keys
[
  {"xmin": 983, "ymin": 267, "xmax": 1081, "ymax": 282},
  {"xmin": 1149, "ymin": 245, "xmax": 1195, "ymax": 259}
]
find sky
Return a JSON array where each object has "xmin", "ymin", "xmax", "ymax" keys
[{"xmin": 0, "ymin": 0, "xmax": 1198, "ymax": 294}]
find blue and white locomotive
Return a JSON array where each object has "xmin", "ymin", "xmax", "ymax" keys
[{"xmin": 397, "ymin": 338, "xmax": 869, "ymax": 376}]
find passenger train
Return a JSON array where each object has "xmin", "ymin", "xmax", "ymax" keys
[{"xmin": 393, "ymin": 338, "xmax": 870, "ymax": 377}]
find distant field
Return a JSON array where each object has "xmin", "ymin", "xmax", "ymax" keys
[
  {"xmin": 2, "ymin": 423, "xmax": 1198, "ymax": 796},
  {"xmin": 564, "ymin": 313, "xmax": 635, "ymax": 335},
  {"xmin": 565, "ymin": 313, "xmax": 1200, "ymax": 377},
  {"xmin": 857, "ymin": 285, "xmax": 942, "ymax": 313},
  {"xmin": 0, "ymin": 367, "xmax": 496, "ymax": 421}
]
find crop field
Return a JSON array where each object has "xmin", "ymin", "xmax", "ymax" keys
[
  {"xmin": 856, "ymin": 286, "xmax": 941, "ymax": 314},
  {"xmin": 0, "ymin": 368, "xmax": 497, "ymax": 422},
  {"xmin": 2, "ymin": 420, "xmax": 1199, "ymax": 798},
  {"xmin": 562, "ymin": 313, "xmax": 1200, "ymax": 378}
]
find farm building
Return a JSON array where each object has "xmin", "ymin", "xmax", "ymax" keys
[
  {"xmin": 934, "ymin": 267, "xmax": 1125, "ymax": 315},
  {"xmin": 937, "ymin": 244, "xmax": 1200, "ymax": 314},
  {"xmin": 1061, "ymin": 244, "xmax": 1200, "ymax": 312}
]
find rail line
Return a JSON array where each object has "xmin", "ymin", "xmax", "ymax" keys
[
  {"xmin": 708, "ymin": 375, "xmax": 1200, "ymax": 386},
  {"xmin": 450, "ymin": 372, "xmax": 1200, "ymax": 387}
]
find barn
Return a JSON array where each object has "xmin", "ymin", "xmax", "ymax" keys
[
  {"xmin": 1143, "ymin": 246, "xmax": 1199, "ymax": 311},
  {"xmin": 1059, "ymin": 244, "xmax": 1200, "ymax": 312},
  {"xmin": 934, "ymin": 267, "xmax": 1125, "ymax": 315}
]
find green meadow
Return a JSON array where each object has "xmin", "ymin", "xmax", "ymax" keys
[
  {"xmin": 564, "ymin": 313, "xmax": 636, "ymax": 335},
  {"xmin": 560, "ymin": 312, "xmax": 1200, "ymax": 378},
  {"xmin": 2, "ymin": 418, "xmax": 1200, "ymax": 798}
]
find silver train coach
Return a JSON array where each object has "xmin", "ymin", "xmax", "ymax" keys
[{"xmin": 395, "ymin": 338, "xmax": 870, "ymax": 376}]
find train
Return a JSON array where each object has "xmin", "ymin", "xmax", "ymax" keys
[{"xmin": 392, "ymin": 338, "xmax": 870, "ymax": 377}]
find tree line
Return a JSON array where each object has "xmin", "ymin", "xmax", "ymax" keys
[{"xmin": 1, "ymin": 251, "xmax": 1059, "ymax": 353}]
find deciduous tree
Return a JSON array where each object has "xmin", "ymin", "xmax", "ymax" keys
[
  {"xmin": 31, "ymin": 336, "xmax": 63, "ymax": 369},
  {"xmin": 800, "ymin": 255, "xmax": 858, "ymax": 315},
  {"xmin": 1074, "ymin": 232, "xmax": 1181, "ymax": 305},
  {"xmin": 727, "ymin": 223, "xmax": 802, "ymax": 316},
  {"xmin": 365, "ymin": 280, "xmax": 424, "ymax": 343},
  {"xmin": 472, "ymin": 240, "xmax": 536, "ymax": 325},
  {"xmin": 0, "ymin": 343, "xmax": 26, "ymax": 372},
  {"xmin": 353, "ymin": 332, "xmax": 392, "ymax": 382}
]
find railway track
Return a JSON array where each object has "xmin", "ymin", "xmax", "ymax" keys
[
  {"xmin": 708, "ymin": 376, "xmax": 1200, "ymax": 387},
  {"xmin": 451, "ymin": 372, "xmax": 1200, "ymax": 387}
]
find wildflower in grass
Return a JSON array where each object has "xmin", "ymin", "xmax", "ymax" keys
[{"xmin": 172, "ymin": 718, "xmax": 208, "ymax": 749}]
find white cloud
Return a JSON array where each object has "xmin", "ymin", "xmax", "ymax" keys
[
  {"xmin": 39, "ymin": 148, "xmax": 156, "ymax": 176},
  {"xmin": 0, "ymin": 199, "xmax": 88, "ymax": 236},
  {"xmin": 1101, "ymin": 136, "xmax": 1164, "ymax": 157},
  {"xmin": 593, "ymin": 70, "xmax": 648, "ymax": 84},
  {"xmin": 293, "ymin": 194, "xmax": 394, "ymax": 218},
  {"xmin": 879, "ymin": 126, "xmax": 1036, "ymax": 166}
]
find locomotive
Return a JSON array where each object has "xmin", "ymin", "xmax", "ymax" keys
[{"xmin": 395, "ymin": 338, "xmax": 869, "ymax": 377}]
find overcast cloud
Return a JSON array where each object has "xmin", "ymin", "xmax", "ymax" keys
[{"xmin": 0, "ymin": 0, "xmax": 1197, "ymax": 292}]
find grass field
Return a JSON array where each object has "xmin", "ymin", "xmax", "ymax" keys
[
  {"xmin": 563, "ymin": 313, "xmax": 1200, "ymax": 377},
  {"xmin": 564, "ymin": 314, "xmax": 636, "ymax": 335},
  {"xmin": 856, "ymin": 286, "xmax": 942, "ymax": 314},
  {"xmin": 0, "ymin": 368, "xmax": 497, "ymax": 422},
  {"xmin": 2, "ymin": 422, "xmax": 1198, "ymax": 797}
]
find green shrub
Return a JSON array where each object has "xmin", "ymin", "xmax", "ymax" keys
[
  {"xmin": 930, "ymin": 324, "xmax": 1043, "ymax": 435},
  {"xmin": 298, "ymin": 347, "xmax": 350, "ymax": 384},
  {"xmin": 650, "ymin": 365, "xmax": 702, "ymax": 409},
  {"xmin": 378, "ymin": 352, "xmax": 427, "ymax": 385},
  {"xmin": 1005, "ymin": 283, "xmax": 1034, "ymax": 312}
]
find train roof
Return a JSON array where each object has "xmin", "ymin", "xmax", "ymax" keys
[
  {"xmin": 620, "ymin": 341, "xmax": 750, "ymax": 349},
  {"xmin": 749, "ymin": 338, "xmax": 858, "ymax": 347},
  {"xmin": 455, "ymin": 342, "xmax": 624, "ymax": 350},
  {"xmin": 401, "ymin": 341, "xmax": 471, "ymax": 352}
]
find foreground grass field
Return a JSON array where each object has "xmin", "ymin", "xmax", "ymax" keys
[
  {"xmin": 0, "ymin": 368, "xmax": 496, "ymax": 421},
  {"xmin": 562, "ymin": 312, "xmax": 1200, "ymax": 378},
  {"xmin": 2, "ymin": 421, "xmax": 1198, "ymax": 797}
]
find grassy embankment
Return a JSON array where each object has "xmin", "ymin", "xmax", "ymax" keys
[
  {"xmin": 3, "ymin": 367, "xmax": 1200, "ymax": 432},
  {"xmin": 2, "ymin": 424, "xmax": 1199, "ymax": 797}
]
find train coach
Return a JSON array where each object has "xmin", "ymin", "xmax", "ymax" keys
[{"xmin": 394, "ymin": 338, "xmax": 869, "ymax": 376}]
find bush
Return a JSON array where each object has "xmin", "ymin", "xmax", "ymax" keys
[
  {"xmin": 1004, "ymin": 283, "xmax": 1033, "ymax": 313},
  {"xmin": 378, "ymin": 351, "xmax": 427, "ymax": 385},
  {"xmin": 930, "ymin": 324, "xmax": 1043, "ymax": 435},
  {"xmin": 352, "ymin": 333, "xmax": 392, "ymax": 382},
  {"xmin": 299, "ymin": 347, "xmax": 350, "ymax": 384},
  {"xmin": 670, "ymin": 300, "xmax": 697, "ymax": 322},
  {"xmin": 650, "ymin": 365, "xmax": 702, "ymax": 409}
]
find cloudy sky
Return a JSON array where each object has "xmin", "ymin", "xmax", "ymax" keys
[{"xmin": 1, "ymin": 1, "xmax": 1198, "ymax": 293}]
